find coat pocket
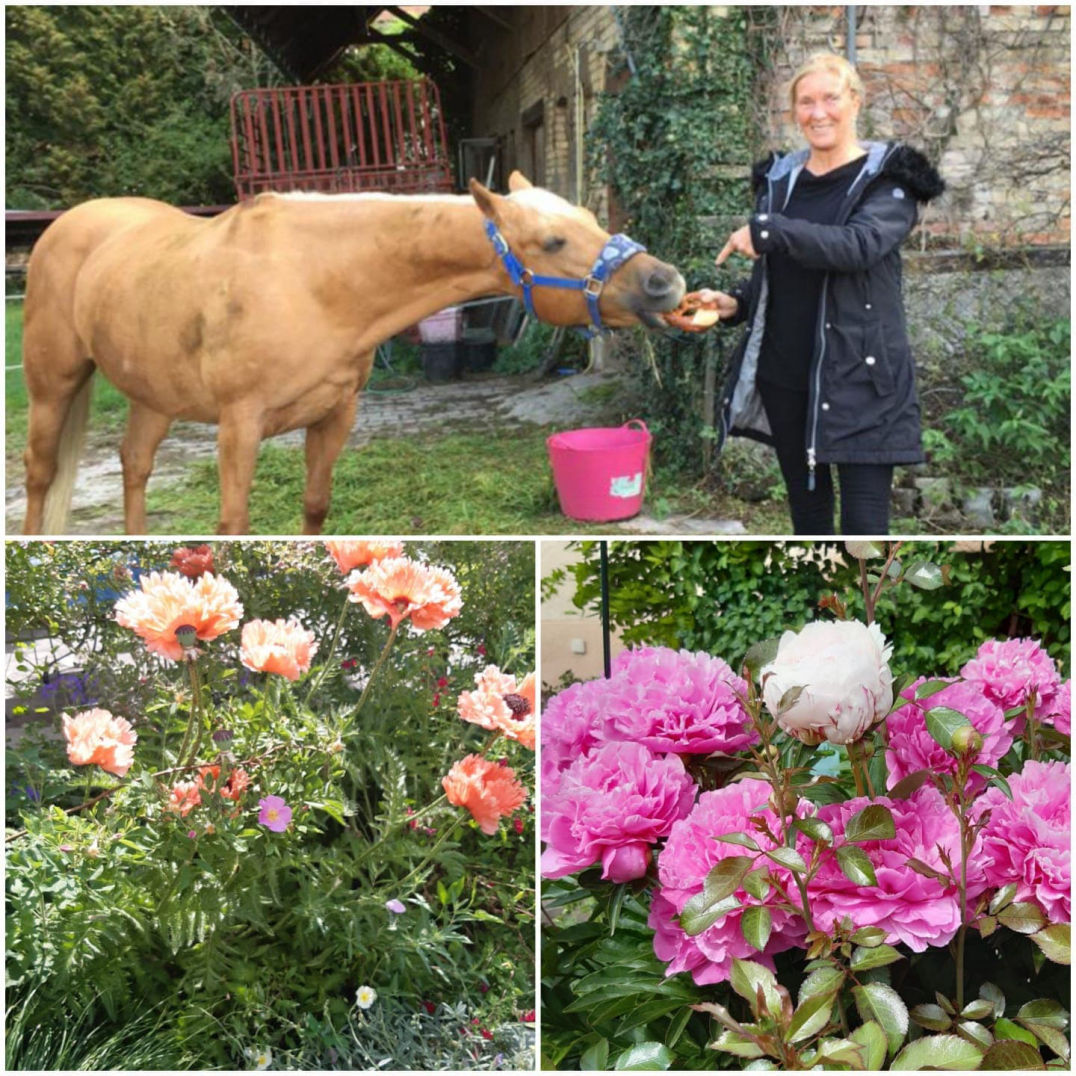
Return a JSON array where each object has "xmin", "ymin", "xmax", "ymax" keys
[{"xmin": 860, "ymin": 325, "xmax": 896, "ymax": 396}]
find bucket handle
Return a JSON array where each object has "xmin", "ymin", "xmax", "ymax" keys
[{"xmin": 624, "ymin": 419, "xmax": 649, "ymax": 435}]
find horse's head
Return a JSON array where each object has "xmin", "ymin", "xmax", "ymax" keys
[{"xmin": 469, "ymin": 171, "xmax": 685, "ymax": 330}]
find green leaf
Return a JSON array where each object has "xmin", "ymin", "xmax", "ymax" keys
[
  {"xmin": 743, "ymin": 637, "xmax": 780, "ymax": 681},
  {"xmin": 730, "ymin": 958, "xmax": 783, "ymax": 1020},
  {"xmin": 994, "ymin": 1018, "xmax": 1041, "ymax": 1047},
  {"xmin": 850, "ymin": 926, "xmax": 888, "ymax": 947},
  {"xmin": 1029, "ymin": 923, "xmax": 1070, "ymax": 964},
  {"xmin": 836, "ymin": 843, "xmax": 877, "ymax": 886},
  {"xmin": 845, "ymin": 541, "xmax": 885, "ymax": 559},
  {"xmin": 815, "ymin": 1037, "xmax": 867, "ymax": 1065},
  {"xmin": 740, "ymin": 905, "xmax": 772, "ymax": 952},
  {"xmin": 710, "ymin": 1030, "xmax": 765, "ymax": 1059},
  {"xmin": 853, "ymin": 982, "xmax": 909, "ymax": 1057},
  {"xmin": 980, "ymin": 1040, "xmax": 1046, "ymax": 1070},
  {"xmin": 890, "ymin": 1033, "xmax": 985, "ymax": 1070},
  {"xmin": 850, "ymin": 944, "xmax": 904, "ymax": 971},
  {"xmin": 904, "ymin": 561, "xmax": 946, "ymax": 590},
  {"xmin": 792, "ymin": 816, "xmax": 834, "ymax": 844},
  {"xmin": 775, "ymin": 684, "xmax": 805, "ymax": 714},
  {"xmin": 579, "ymin": 1038, "xmax": 610, "ymax": 1070},
  {"xmin": 850, "ymin": 1021, "xmax": 888, "ymax": 1070},
  {"xmin": 914, "ymin": 678, "xmax": 952, "ymax": 700},
  {"xmin": 763, "ymin": 846, "xmax": 807, "ymax": 873},
  {"xmin": 997, "ymin": 902, "xmax": 1047, "ymax": 934},
  {"xmin": 787, "ymin": 989, "xmax": 837, "ymax": 1043},
  {"xmin": 613, "ymin": 1042, "xmax": 675, "ymax": 1070},
  {"xmin": 911, "ymin": 1003, "xmax": 953, "ymax": 1032},
  {"xmin": 961, "ymin": 999, "xmax": 995, "ymax": 1021},
  {"xmin": 989, "ymin": 882, "xmax": 1020, "ymax": 915},
  {"xmin": 845, "ymin": 803, "xmax": 896, "ymax": 843},
  {"xmin": 956, "ymin": 1020, "xmax": 993, "ymax": 1049},
  {"xmin": 979, "ymin": 981, "xmax": 1005, "ymax": 1018},
  {"xmin": 714, "ymin": 831, "xmax": 761, "ymax": 851},
  {"xmin": 680, "ymin": 891, "xmax": 740, "ymax": 937},
  {"xmin": 799, "ymin": 964, "xmax": 844, "ymax": 1002},
  {"xmin": 1016, "ymin": 999, "xmax": 1069, "ymax": 1030},
  {"xmin": 924, "ymin": 705, "xmax": 973, "ymax": 751},
  {"xmin": 888, "ymin": 770, "xmax": 932, "ymax": 799},
  {"xmin": 742, "ymin": 867, "xmax": 771, "ymax": 901}
]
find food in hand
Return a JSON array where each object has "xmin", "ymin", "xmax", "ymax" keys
[{"xmin": 662, "ymin": 292, "xmax": 721, "ymax": 333}]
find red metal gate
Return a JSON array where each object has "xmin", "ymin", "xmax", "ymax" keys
[{"xmin": 230, "ymin": 77, "xmax": 454, "ymax": 199}]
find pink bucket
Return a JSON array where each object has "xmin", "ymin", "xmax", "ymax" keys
[{"xmin": 547, "ymin": 420, "xmax": 651, "ymax": 522}]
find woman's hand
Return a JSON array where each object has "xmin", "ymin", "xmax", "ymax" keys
[
  {"xmin": 695, "ymin": 289, "xmax": 739, "ymax": 320},
  {"xmin": 715, "ymin": 225, "xmax": 758, "ymax": 265}
]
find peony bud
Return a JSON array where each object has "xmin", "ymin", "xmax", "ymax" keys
[{"xmin": 950, "ymin": 724, "xmax": 984, "ymax": 756}]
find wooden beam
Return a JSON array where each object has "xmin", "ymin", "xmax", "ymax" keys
[
  {"xmin": 383, "ymin": 5, "xmax": 478, "ymax": 67},
  {"xmin": 472, "ymin": 5, "xmax": 512, "ymax": 31}
]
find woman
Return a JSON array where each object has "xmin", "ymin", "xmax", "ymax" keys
[{"xmin": 702, "ymin": 53, "xmax": 944, "ymax": 535}]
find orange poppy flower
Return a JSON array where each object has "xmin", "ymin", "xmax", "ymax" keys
[
  {"xmin": 442, "ymin": 754, "xmax": 526, "ymax": 835},
  {"xmin": 197, "ymin": 765, "xmax": 251, "ymax": 801},
  {"xmin": 240, "ymin": 618, "xmax": 318, "ymax": 680},
  {"xmin": 115, "ymin": 571, "xmax": 242, "ymax": 661},
  {"xmin": 62, "ymin": 708, "xmax": 138, "ymax": 777},
  {"xmin": 167, "ymin": 779, "xmax": 202, "ymax": 816},
  {"xmin": 170, "ymin": 544, "xmax": 214, "ymax": 578},
  {"xmin": 457, "ymin": 667, "xmax": 536, "ymax": 750},
  {"xmin": 347, "ymin": 557, "xmax": 462, "ymax": 632},
  {"xmin": 325, "ymin": 540, "xmax": 405, "ymax": 574}
]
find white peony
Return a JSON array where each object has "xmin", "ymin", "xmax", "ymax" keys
[{"xmin": 761, "ymin": 620, "xmax": 894, "ymax": 745}]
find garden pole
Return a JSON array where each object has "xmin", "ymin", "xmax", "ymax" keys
[{"xmin": 600, "ymin": 541, "xmax": 612, "ymax": 678}]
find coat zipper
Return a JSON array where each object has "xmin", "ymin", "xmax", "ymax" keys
[{"xmin": 808, "ymin": 277, "xmax": 830, "ymax": 491}]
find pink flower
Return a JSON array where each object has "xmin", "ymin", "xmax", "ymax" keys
[
  {"xmin": 258, "ymin": 795, "xmax": 292, "ymax": 832},
  {"xmin": 600, "ymin": 647, "xmax": 758, "ymax": 756},
  {"xmin": 240, "ymin": 617, "xmax": 318, "ymax": 680},
  {"xmin": 540, "ymin": 677, "xmax": 613, "ymax": 797},
  {"xmin": 808, "ymin": 786, "xmax": 982, "ymax": 952},
  {"xmin": 961, "ymin": 637, "xmax": 1062, "ymax": 721},
  {"xmin": 541, "ymin": 741, "xmax": 696, "ymax": 883},
  {"xmin": 1041, "ymin": 679, "xmax": 1071, "ymax": 736},
  {"xmin": 972, "ymin": 759, "xmax": 1070, "ymax": 922},
  {"xmin": 457, "ymin": 665, "xmax": 536, "ymax": 750},
  {"xmin": 62, "ymin": 708, "xmax": 137, "ymax": 777},
  {"xmin": 885, "ymin": 678, "xmax": 1011, "ymax": 791},
  {"xmin": 442, "ymin": 755, "xmax": 526, "ymax": 835},
  {"xmin": 168, "ymin": 779, "xmax": 203, "ymax": 817},
  {"xmin": 650, "ymin": 778, "xmax": 807, "ymax": 985},
  {"xmin": 115, "ymin": 571, "xmax": 242, "ymax": 661},
  {"xmin": 325, "ymin": 540, "xmax": 404, "ymax": 573},
  {"xmin": 346, "ymin": 557, "xmax": 462, "ymax": 632}
]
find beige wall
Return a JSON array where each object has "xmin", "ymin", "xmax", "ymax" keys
[{"xmin": 540, "ymin": 541, "xmax": 625, "ymax": 688}]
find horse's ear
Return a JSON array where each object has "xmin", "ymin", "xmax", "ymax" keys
[
  {"xmin": 508, "ymin": 171, "xmax": 533, "ymax": 191},
  {"xmin": 469, "ymin": 177, "xmax": 503, "ymax": 222}
]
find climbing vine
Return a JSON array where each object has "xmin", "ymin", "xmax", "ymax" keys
[{"xmin": 586, "ymin": 6, "xmax": 772, "ymax": 475}]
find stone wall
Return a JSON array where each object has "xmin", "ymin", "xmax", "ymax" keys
[{"xmin": 755, "ymin": 5, "xmax": 1071, "ymax": 251}]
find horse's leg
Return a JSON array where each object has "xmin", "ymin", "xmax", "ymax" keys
[
  {"xmin": 302, "ymin": 393, "xmax": 359, "ymax": 534},
  {"xmin": 22, "ymin": 361, "xmax": 94, "ymax": 534},
  {"xmin": 216, "ymin": 406, "xmax": 265, "ymax": 535},
  {"xmin": 120, "ymin": 402, "xmax": 172, "ymax": 534}
]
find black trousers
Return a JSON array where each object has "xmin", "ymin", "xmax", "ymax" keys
[{"xmin": 757, "ymin": 379, "xmax": 894, "ymax": 536}]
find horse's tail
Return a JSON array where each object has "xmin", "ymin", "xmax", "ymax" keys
[{"xmin": 41, "ymin": 373, "xmax": 93, "ymax": 534}]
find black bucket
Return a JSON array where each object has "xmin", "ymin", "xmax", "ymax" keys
[
  {"xmin": 421, "ymin": 342, "xmax": 461, "ymax": 381},
  {"xmin": 461, "ymin": 328, "xmax": 497, "ymax": 372}
]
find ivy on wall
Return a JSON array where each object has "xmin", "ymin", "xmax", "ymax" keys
[{"xmin": 586, "ymin": 6, "xmax": 771, "ymax": 475}]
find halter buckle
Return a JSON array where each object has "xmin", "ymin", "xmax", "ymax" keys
[{"xmin": 583, "ymin": 275, "xmax": 604, "ymax": 298}]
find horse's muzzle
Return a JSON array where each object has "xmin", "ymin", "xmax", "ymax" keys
[{"xmin": 624, "ymin": 260, "xmax": 686, "ymax": 327}]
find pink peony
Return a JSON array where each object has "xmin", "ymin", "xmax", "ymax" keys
[
  {"xmin": 808, "ymin": 786, "xmax": 983, "ymax": 952},
  {"xmin": 885, "ymin": 678, "xmax": 1011, "ymax": 792},
  {"xmin": 539, "ymin": 678, "xmax": 611, "ymax": 797},
  {"xmin": 961, "ymin": 638, "xmax": 1062, "ymax": 722},
  {"xmin": 600, "ymin": 647, "xmax": 758, "ymax": 756},
  {"xmin": 1041, "ymin": 680, "xmax": 1071, "ymax": 736},
  {"xmin": 541, "ymin": 741, "xmax": 696, "ymax": 883},
  {"xmin": 972, "ymin": 759, "xmax": 1070, "ymax": 922},
  {"xmin": 651, "ymin": 778, "xmax": 807, "ymax": 985}
]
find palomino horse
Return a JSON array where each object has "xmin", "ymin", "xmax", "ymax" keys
[{"xmin": 21, "ymin": 171, "xmax": 685, "ymax": 535}]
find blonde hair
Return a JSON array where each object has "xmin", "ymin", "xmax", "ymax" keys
[{"xmin": 788, "ymin": 53, "xmax": 865, "ymax": 110}]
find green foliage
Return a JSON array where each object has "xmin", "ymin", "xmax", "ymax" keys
[
  {"xmin": 922, "ymin": 317, "xmax": 1070, "ymax": 531},
  {"xmin": 556, "ymin": 540, "xmax": 1070, "ymax": 677},
  {"xmin": 586, "ymin": 7, "xmax": 766, "ymax": 474},
  {"xmin": 6, "ymin": 541, "xmax": 534, "ymax": 1069}
]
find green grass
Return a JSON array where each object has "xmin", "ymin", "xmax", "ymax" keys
[{"xmin": 142, "ymin": 428, "xmax": 787, "ymax": 535}]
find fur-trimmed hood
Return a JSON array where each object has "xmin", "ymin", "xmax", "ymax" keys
[{"xmin": 750, "ymin": 142, "xmax": 944, "ymax": 203}]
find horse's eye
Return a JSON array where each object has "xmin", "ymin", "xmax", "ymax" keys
[{"xmin": 542, "ymin": 236, "xmax": 567, "ymax": 253}]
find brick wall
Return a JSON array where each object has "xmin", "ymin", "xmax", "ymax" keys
[
  {"xmin": 755, "ymin": 5, "xmax": 1070, "ymax": 250},
  {"xmin": 468, "ymin": 6, "xmax": 1069, "ymax": 252}
]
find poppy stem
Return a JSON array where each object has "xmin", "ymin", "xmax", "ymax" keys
[
  {"xmin": 179, "ymin": 658, "xmax": 205, "ymax": 766},
  {"xmin": 349, "ymin": 623, "xmax": 400, "ymax": 725},
  {"xmin": 303, "ymin": 588, "xmax": 353, "ymax": 708}
]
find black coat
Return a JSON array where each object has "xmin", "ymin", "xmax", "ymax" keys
[{"xmin": 718, "ymin": 141, "xmax": 945, "ymax": 476}]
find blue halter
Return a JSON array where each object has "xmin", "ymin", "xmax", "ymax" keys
[{"xmin": 483, "ymin": 218, "xmax": 647, "ymax": 338}]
